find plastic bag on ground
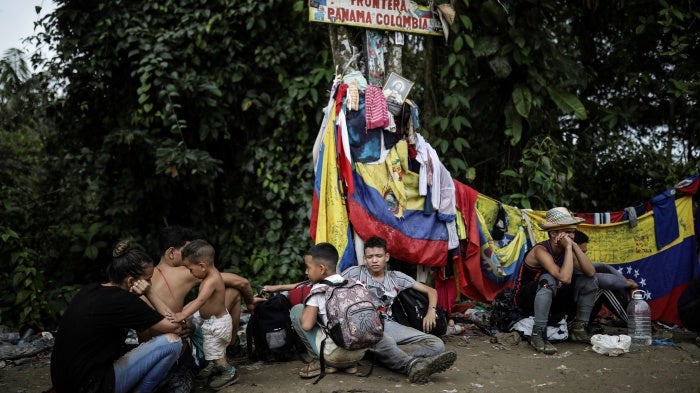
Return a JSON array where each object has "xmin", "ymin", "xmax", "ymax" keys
[{"xmin": 591, "ymin": 334, "xmax": 631, "ymax": 356}]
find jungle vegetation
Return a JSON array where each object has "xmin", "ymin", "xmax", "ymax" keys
[{"xmin": 1, "ymin": 0, "xmax": 697, "ymax": 330}]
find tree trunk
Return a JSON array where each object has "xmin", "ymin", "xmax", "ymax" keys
[{"xmin": 329, "ymin": 25, "xmax": 363, "ymax": 75}]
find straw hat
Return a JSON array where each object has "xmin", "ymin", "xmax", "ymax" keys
[
  {"xmin": 437, "ymin": 4, "xmax": 455, "ymax": 26},
  {"xmin": 538, "ymin": 207, "xmax": 585, "ymax": 230}
]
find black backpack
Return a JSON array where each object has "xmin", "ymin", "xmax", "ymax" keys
[
  {"xmin": 391, "ymin": 288, "xmax": 448, "ymax": 337},
  {"xmin": 489, "ymin": 287, "xmax": 523, "ymax": 332},
  {"xmin": 246, "ymin": 293, "xmax": 304, "ymax": 362}
]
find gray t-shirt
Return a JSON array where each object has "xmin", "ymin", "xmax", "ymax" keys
[{"xmin": 341, "ymin": 266, "xmax": 415, "ymax": 318}]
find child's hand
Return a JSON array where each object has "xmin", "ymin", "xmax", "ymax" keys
[
  {"xmin": 130, "ymin": 279, "xmax": 150, "ymax": 295},
  {"xmin": 165, "ymin": 311, "xmax": 180, "ymax": 323}
]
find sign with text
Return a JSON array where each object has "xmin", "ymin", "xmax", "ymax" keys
[{"xmin": 309, "ymin": 0, "xmax": 443, "ymax": 36}]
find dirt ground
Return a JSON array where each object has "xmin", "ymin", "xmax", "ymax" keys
[{"xmin": 2, "ymin": 324, "xmax": 699, "ymax": 393}]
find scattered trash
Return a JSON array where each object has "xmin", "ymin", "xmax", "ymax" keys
[
  {"xmin": 0, "ymin": 331, "xmax": 54, "ymax": 362},
  {"xmin": 464, "ymin": 306, "xmax": 490, "ymax": 324},
  {"xmin": 651, "ymin": 339, "xmax": 674, "ymax": 346},
  {"xmin": 445, "ymin": 320, "xmax": 466, "ymax": 335},
  {"xmin": 0, "ymin": 332, "xmax": 20, "ymax": 345},
  {"xmin": 591, "ymin": 334, "xmax": 631, "ymax": 356},
  {"xmin": 490, "ymin": 331, "xmax": 521, "ymax": 347}
]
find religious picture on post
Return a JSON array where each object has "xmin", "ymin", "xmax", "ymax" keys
[{"xmin": 383, "ymin": 72, "xmax": 413, "ymax": 104}]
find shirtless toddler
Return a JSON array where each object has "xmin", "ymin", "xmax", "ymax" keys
[{"xmin": 166, "ymin": 239, "xmax": 238, "ymax": 390}]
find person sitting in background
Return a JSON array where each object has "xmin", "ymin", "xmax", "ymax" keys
[
  {"xmin": 678, "ymin": 274, "xmax": 700, "ymax": 344},
  {"xmin": 166, "ymin": 239, "xmax": 239, "ymax": 391},
  {"xmin": 51, "ymin": 240, "xmax": 182, "ymax": 393},
  {"xmin": 139, "ymin": 226, "xmax": 255, "ymax": 386},
  {"xmin": 574, "ymin": 230, "xmax": 637, "ymax": 333},
  {"xmin": 513, "ymin": 207, "xmax": 598, "ymax": 355}
]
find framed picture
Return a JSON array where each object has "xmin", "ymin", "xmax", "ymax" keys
[{"xmin": 382, "ymin": 72, "xmax": 414, "ymax": 103}]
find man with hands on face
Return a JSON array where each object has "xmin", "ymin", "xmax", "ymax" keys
[{"xmin": 513, "ymin": 207, "xmax": 598, "ymax": 354}]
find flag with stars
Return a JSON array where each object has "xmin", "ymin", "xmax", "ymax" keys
[{"xmin": 574, "ymin": 194, "xmax": 699, "ymax": 326}]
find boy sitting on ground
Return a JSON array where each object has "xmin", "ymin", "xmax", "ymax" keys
[
  {"xmin": 166, "ymin": 239, "xmax": 239, "ymax": 390},
  {"xmin": 291, "ymin": 243, "xmax": 365, "ymax": 378},
  {"xmin": 292, "ymin": 242, "xmax": 455, "ymax": 384}
]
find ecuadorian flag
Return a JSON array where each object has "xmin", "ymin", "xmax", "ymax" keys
[{"xmin": 310, "ymin": 99, "xmax": 356, "ymax": 271}]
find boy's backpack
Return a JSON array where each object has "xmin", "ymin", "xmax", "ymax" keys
[
  {"xmin": 391, "ymin": 288, "xmax": 448, "ymax": 336},
  {"xmin": 489, "ymin": 287, "xmax": 523, "ymax": 333},
  {"xmin": 307, "ymin": 279, "xmax": 384, "ymax": 350},
  {"xmin": 246, "ymin": 293, "xmax": 304, "ymax": 362}
]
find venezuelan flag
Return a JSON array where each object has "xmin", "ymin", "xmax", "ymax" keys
[{"xmin": 525, "ymin": 195, "xmax": 700, "ymax": 326}]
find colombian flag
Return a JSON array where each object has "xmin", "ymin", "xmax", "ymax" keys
[
  {"xmin": 348, "ymin": 141, "xmax": 450, "ymax": 267},
  {"xmin": 311, "ymin": 91, "xmax": 453, "ymax": 269}
]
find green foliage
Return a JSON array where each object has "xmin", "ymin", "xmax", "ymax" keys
[
  {"xmin": 428, "ymin": 0, "xmax": 698, "ymax": 208},
  {"xmin": 29, "ymin": 0, "xmax": 331, "ymax": 297},
  {"xmin": 0, "ymin": 132, "xmax": 57, "ymax": 328},
  {"xmin": 1, "ymin": 0, "xmax": 698, "ymax": 328},
  {"xmin": 499, "ymin": 137, "xmax": 574, "ymax": 210}
]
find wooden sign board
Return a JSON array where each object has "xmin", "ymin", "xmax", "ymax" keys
[{"xmin": 309, "ymin": 0, "xmax": 443, "ymax": 36}]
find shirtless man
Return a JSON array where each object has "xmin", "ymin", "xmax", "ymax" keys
[{"xmin": 145, "ymin": 226, "xmax": 255, "ymax": 342}]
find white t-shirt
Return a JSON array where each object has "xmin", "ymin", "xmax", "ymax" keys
[{"xmin": 305, "ymin": 274, "xmax": 346, "ymax": 325}]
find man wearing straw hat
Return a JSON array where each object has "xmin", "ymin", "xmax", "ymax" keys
[{"xmin": 513, "ymin": 207, "xmax": 598, "ymax": 354}]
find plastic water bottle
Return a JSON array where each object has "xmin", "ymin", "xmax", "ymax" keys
[{"xmin": 627, "ymin": 290, "xmax": 652, "ymax": 345}]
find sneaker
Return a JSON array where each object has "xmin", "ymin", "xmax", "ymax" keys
[
  {"xmin": 408, "ymin": 350, "xmax": 457, "ymax": 384},
  {"xmin": 208, "ymin": 366, "xmax": 239, "ymax": 390},
  {"xmin": 197, "ymin": 362, "xmax": 218, "ymax": 379},
  {"xmin": 529, "ymin": 328, "xmax": 557, "ymax": 355},
  {"xmin": 407, "ymin": 358, "xmax": 430, "ymax": 384},
  {"xmin": 569, "ymin": 320, "xmax": 591, "ymax": 343}
]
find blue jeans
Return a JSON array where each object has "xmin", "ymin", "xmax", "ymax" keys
[
  {"xmin": 289, "ymin": 304, "xmax": 320, "ymax": 356},
  {"xmin": 113, "ymin": 333, "xmax": 182, "ymax": 393}
]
